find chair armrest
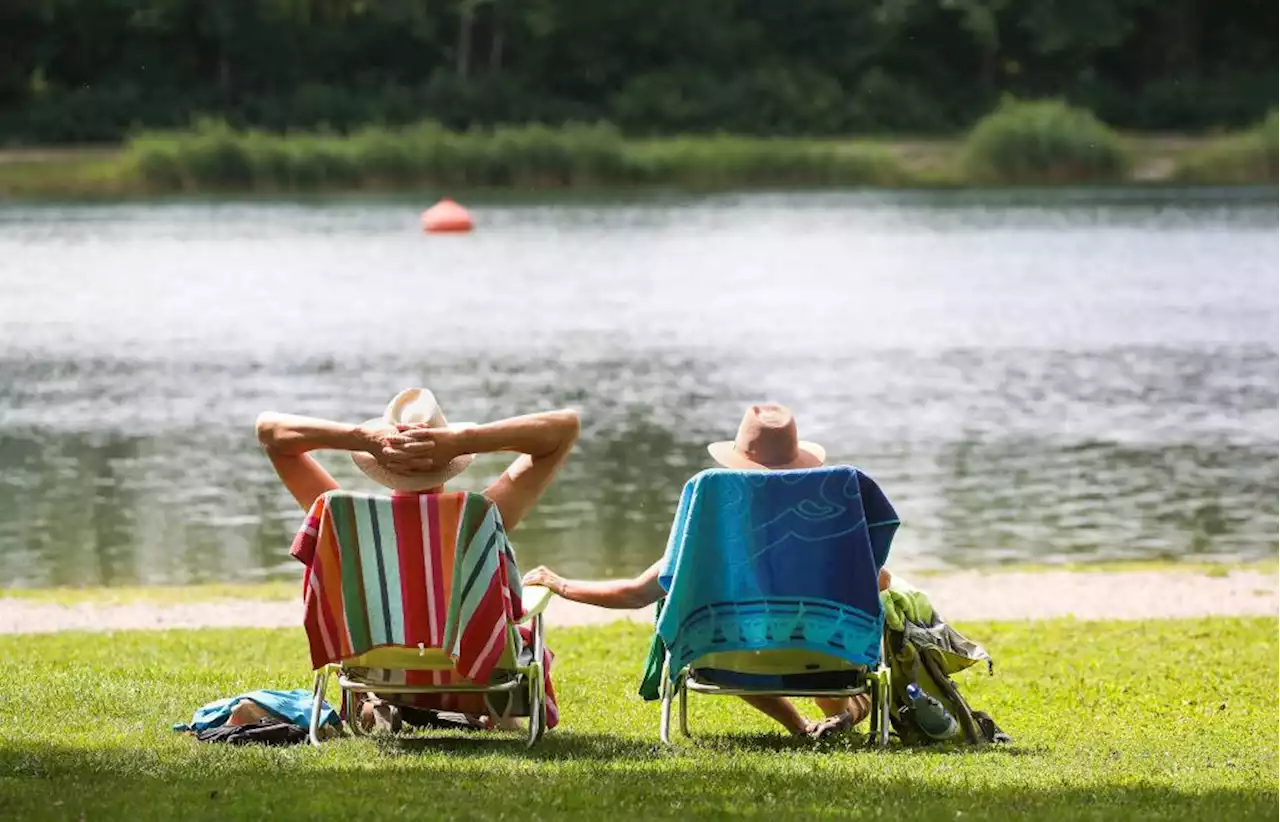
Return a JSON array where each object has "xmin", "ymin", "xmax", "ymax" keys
[{"xmin": 516, "ymin": 585, "xmax": 554, "ymax": 624}]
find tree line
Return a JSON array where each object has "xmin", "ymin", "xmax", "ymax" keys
[{"xmin": 0, "ymin": 0, "xmax": 1275, "ymax": 144}]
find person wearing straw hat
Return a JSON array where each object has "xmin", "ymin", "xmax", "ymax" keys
[
  {"xmin": 521, "ymin": 403, "xmax": 890, "ymax": 740},
  {"xmin": 256, "ymin": 388, "xmax": 580, "ymax": 732}
]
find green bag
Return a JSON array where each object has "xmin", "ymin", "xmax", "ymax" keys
[{"xmin": 881, "ymin": 580, "xmax": 1010, "ymax": 745}]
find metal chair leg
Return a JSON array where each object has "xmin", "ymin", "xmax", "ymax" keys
[
  {"xmin": 864, "ymin": 666, "xmax": 891, "ymax": 747},
  {"xmin": 344, "ymin": 686, "xmax": 366, "ymax": 737},
  {"xmin": 659, "ymin": 652, "xmax": 674, "ymax": 744},
  {"xmin": 531, "ymin": 613, "xmax": 545, "ymax": 665},
  {"xmin": 526, "ymin": 660, "xmax": 545, "ymax": 748},
  {"xmin": 868, "ymin": 674, "xmax": 880, "ymax": 745},
  {"xmin": 877, "ymin": 666, "xmax": 891, "ymax": 747},
  {"xmin": 678, "ymin": 672, "xmax": 690, "ymax": 737},
  {"xmin": 526, "ymin": 613, "xmax": 547, "ymax": 747},
  {"xmin": 309, "ymin": 667, "xmax": 330, "ymax": 747}
]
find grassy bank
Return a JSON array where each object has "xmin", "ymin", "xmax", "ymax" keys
[
  {"xmin": 0, "ymin": 121, "xmax": 911, "ymax": 197},
  {"xmin": 1, "ymin": 119, "xmax": 1275, "ymax": 199},
  {"xmin": 0, "ymin": 146, "xmax": 130, "ymax": 198},
  {"xmin": 1173, "ymin": 111, "xmax": 1279, "ymax": 184},
  {"xmin": 1, "ymin": 618, "xmax": 1276, "ymax": 821},
  {"xmin": 128, "ymin": 120, "xmax": 920, "ymax": 189}
]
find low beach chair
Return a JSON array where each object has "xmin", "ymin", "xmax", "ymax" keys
[
  {"xmin": 289, "ymin": 489, "xmax": 557, "ymax": 747},
  {"xmin": 649, "ymin": 467, "xmax": 899, "ymax": 745}
]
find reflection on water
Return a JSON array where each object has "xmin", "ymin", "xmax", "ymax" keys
[{"xmin": 0, "ymin": 189, "xmax": 1275, "ymax": 586}]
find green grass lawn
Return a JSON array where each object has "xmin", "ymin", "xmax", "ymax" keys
[{"xmin": 0, "ymin": 618, "xmax": 1275, "ymax": 821}]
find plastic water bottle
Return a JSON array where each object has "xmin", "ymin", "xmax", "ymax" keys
[{"xmin": 906, "ymin": 682, "xmax": 958, "ymax": 740}]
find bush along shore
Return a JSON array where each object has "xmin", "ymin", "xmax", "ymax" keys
[
  {"xmin": 123, "ymin": 120, "xmax": 910, "ymax": 191},
  {"xmin": 1, "ymin": 101, "xmax": 1276, "ymax": 197},
  {"xmin": 1172, "ymin": 110, "xmax": 1279, "ymax": 184}
]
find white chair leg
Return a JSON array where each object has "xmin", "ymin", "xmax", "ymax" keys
[
  {"xmin": 678, "ymin": 673, "xmax": 690, "ymax": 737},
  {"xmin": 526, "ymin": 613, "xmax": 546, "ymax": 747},
  {"xmin": 659, "ymin": 652, "xmax": 674, "ymax": 744},
  {"xmin": 531, "ymin": 613, "xmax": 545, "ymax": 663},
  {"xmin": 345, "ymin": 687, "xmax": 366, "ymax": 737},
  {"xmin": 659, "ymin": 687, "xmax": 673, "ymax": 744},
  {"xmin": 526, "ymin": 661, "xmax": 544, "ymax": 748},
  {"xmin": 309, "ymin": 668, "xmax": 330, "ymax": 747},
  {"xmin": 867, "ymin": 677, "xmax": 879, "ymax": 745},
  {"xmin": 877, "ymin": 666, "xmax": 891, "ymax": 747}
]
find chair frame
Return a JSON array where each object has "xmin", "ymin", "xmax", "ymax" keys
[
  {"xmin": 659, "ymin": 641, "xmax": 892, "ymax": 746},
  {"xmin": 309, "ymin": 589, "xmax": 551, "ymax": 748}
]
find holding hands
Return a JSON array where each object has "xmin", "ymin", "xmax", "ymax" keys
[{"xmin": 522, "ymin": 565, "xmax": 567, "ymax": 596}]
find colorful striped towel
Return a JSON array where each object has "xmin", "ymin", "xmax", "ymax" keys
[{"xmin": 290, "ymin": 490, "xmax": 555, "ymax": 708}]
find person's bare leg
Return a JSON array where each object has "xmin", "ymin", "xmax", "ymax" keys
[
  {"xmin": 359, "ymin": 695, "xmax": 403, "ymax": 733},
  {"xmin": 228, "ymin": 700, "xmax": 269, "ymax": 726},
  {"xmin": 805, "ymin": 695, "xmax": 873, "ymax": 739},
  {"xmin": 815, "ymin": 695, "xmax": 871, "ymax": 723},
  {"xmin": 739, "ymin": 696, "xmax": 814, "ymax": 736},
  {"xmin": 804, "ymin": 571, "xmax": 888, "ymax": 732}
]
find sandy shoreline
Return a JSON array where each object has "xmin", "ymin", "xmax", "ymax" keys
[{"xmin": 0, "ymin": 569, "xmax": 1273, "ymax": 635}]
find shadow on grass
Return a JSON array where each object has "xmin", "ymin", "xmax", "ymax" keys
[
  {"xmin": 1, "ymin": 737, "xmax": 1274, "ymax": 822},
  {"xmin": 371, "ymin": 729, "xmax": 663, "ymax": 760},
  {"xmin": 652, "ymin": 729, "xmax": 1045, "ymax": 757},
  {"xmin": 110, "ymin": 723, "xmax": 1039, "ymax": 762},
  {"xmin": 368, "ymin": 727, "xmax": 1038, "ymax": 760}
]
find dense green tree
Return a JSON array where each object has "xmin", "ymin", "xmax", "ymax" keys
[{"xmin": 0, "ymin": 0, "xmax": 1273, "ymax": 143}]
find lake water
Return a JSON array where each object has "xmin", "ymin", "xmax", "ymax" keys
[{"xmin": 0, "ymin": 188, "xmax": 1275, "ymax": 588}]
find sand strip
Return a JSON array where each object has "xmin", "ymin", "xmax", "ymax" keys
[{"xmin": 0, "ymin": 570, "xmax": 1273, "ymax": 635}]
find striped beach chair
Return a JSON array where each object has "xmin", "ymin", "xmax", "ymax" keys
[{"xmin": 290, "ymin": 489, "xmax": 557, "ymax": 747}]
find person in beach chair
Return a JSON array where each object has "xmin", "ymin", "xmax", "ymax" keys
[
  {"xmin": 523, "ymin": 403, "xmax": 898, "ymax": 742},
  {"xmin": 257, "ymin": 388, "xmax": 579, "ymax": 742}
]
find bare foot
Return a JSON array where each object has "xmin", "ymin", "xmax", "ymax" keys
[
  {"xmin": 848, "ymin": 693, "xmax": 871, "ymax": 726},
  {"xmin": 483, "ymin": 714, "xmax": 523, "ymax": 731},
  {"xmin": 228, "ymin": 700, "xmax": 269, "ymax": 726},
  {"xmin": 359, "ymin": 698, "xmax": 403, "ymax": 733},
  {"xmin": 808, "ymin": 711, "xmax": 854, "ymax": 740}
]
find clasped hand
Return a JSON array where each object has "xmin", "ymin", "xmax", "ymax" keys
[{"xmin": 374, "ymin": 424, "xmax": 464, "ymax": 472}]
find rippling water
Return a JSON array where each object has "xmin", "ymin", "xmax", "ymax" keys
[{"xmin": 0, "ymin": 188, "xmax": 1275, "ymax": 587}]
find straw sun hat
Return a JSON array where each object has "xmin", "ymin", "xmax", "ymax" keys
[
  {"xmin": 351, "ymin": 388, "xmax": 476, "ymax": 491},
  {"xmin": 707, "ymin": 403, "xmax": 826, "ymax": 470}
]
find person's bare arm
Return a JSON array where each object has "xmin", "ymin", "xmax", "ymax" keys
[
  {"xmin": 255, "ymin": 412, "xmax": 391, "ymax": 510},
  {"xmin": 522, "ymin": 559, "xmax": 664, "ymax": 609},
  {"xmin": 380, "ymin": 409, "xmax": 580, "ymax": 530}
]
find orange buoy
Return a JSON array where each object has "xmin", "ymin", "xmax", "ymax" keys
[{"xmin": 421, "ymin": 198, "xmax": 474, "ymax": 233}]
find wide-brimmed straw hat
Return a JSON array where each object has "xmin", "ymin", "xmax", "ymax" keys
[
  {"xmin": 707, "ymin": 403, "xmax": 826, "ymax": 470},
  {"xmin": 352, "ymin": 388, "xmax": 476, "ymax": 491}
]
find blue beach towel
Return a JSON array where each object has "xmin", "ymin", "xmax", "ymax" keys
[
  {"xmin": 172, "ymin": 688, "xmax": 339, "ymax": 732},
  {"xmin": 655, "ymin": 467, "xmax": 899, "ymax": 684}
]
